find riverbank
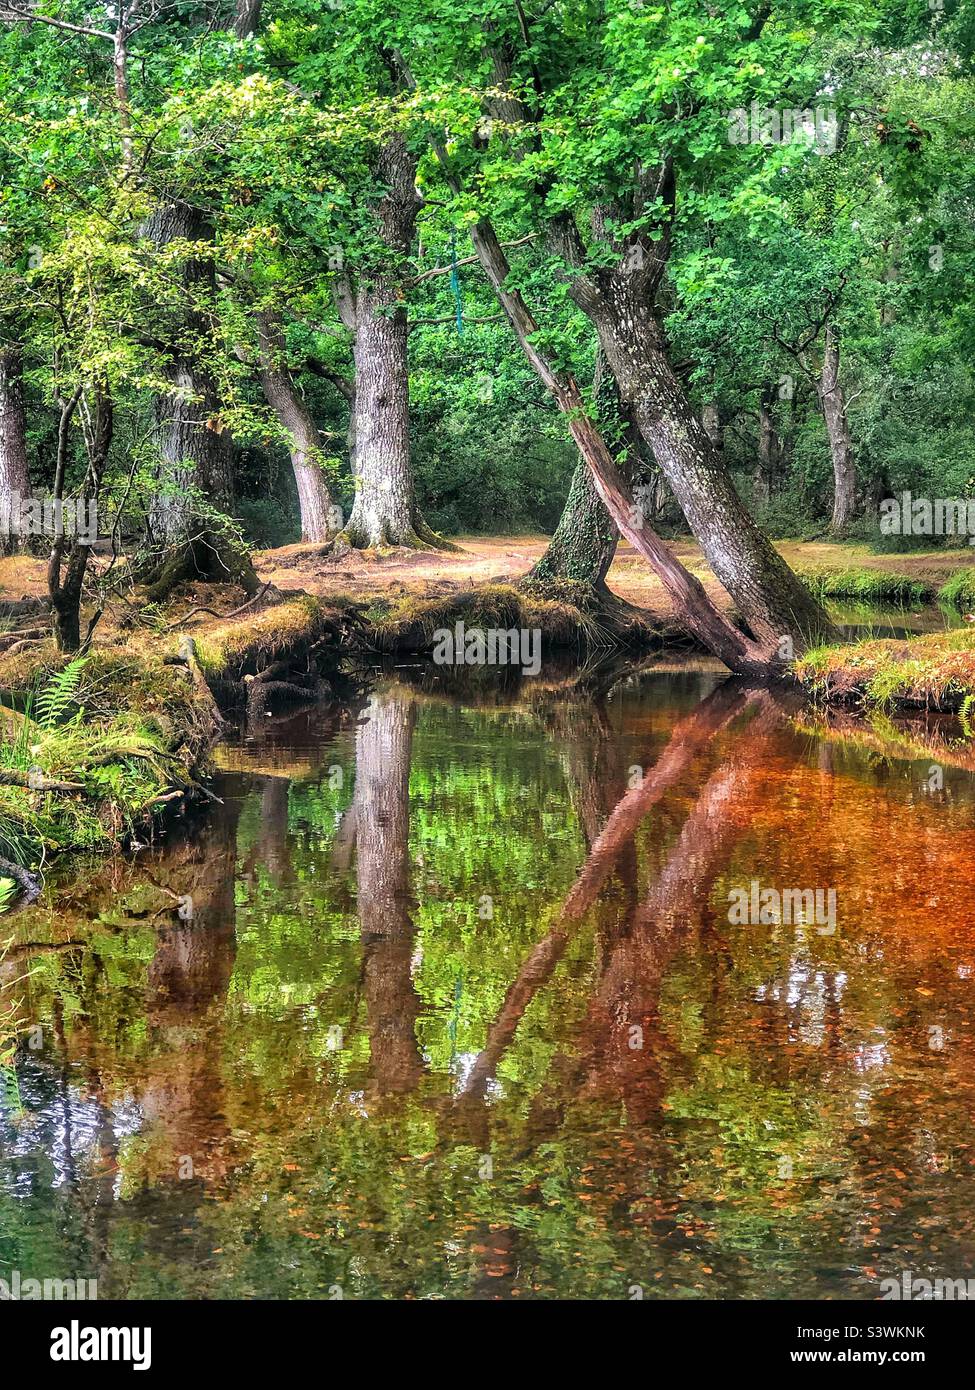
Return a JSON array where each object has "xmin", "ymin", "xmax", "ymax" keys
[
  {"xmin": 795, "ymin": 625, "xmax": 975, "ymax": 714},
  {"xmin": 3, "ymin": 537, "xmax": 975, "ymax": 880}
]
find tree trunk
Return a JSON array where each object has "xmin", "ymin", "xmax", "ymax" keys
[
  {"xmin": 466, "ymin": 219, "xmax": 769, "ymax": 673},
  {"xmin": 145, "ymin": 201, "xmax": 256, "ymax": 594},
  {"xmin": 233, "ymin": 0, "xmax": 261, "ymax": 37},
  {"xmin": 701, "ymin": 400, "xmax": 723, "ymax": 452},
  {"xmin": 339, "ymin": 138, "xmax": 448, "ymax": 551},
  {"xmin": 756, "ymin": 385, "xmax": 781, "ymax": 508},
  {"xmin": 564, "ymin": 266, "xmax": 832, "ymax": 654},
  {"xmin": 232, "ymin": 0, "xmax": 331, "ymax": 550},
  {"xmin": 529, "ymin": 455, "xmax": 619, "ymax": 588},
  {"xmin": 255, "ymin": 311, "xmax": 333, "ymax": 543},
  {"xmin": 528, "ymin": 355, "xmax": 634, "ymax": 591},
  {"xmin": 0, "ymin": 344, "xmax": 29, "ymax": 556},
  {"xmin": 820, "ymin": 323, "xmax": 856, "ymax": 533},
  {"xmin": 344, "ymin": 275, "xmax": 418, "ymax": 548},
  {"xmin": 49, "ymin": 384, "xmax": 112, "ymax": 653}
]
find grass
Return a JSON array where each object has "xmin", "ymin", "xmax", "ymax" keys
[
  {"xmin": 0, "ymin": 643, "xmax": 216, "ymax": 869},
  {"xmin": 938, "ymin": 567, "xmax": 975, "ymax": 611},
  {"xmin": 798, "ymin": 566, "xmax": 933, "ymax": 604},
  {"xmin": 795, "ymin": 625, "xmax": 975, "ymax": 711},
  {"xmin": 192, "ymin": 594, "xmax": 345, "ymax": 677}
]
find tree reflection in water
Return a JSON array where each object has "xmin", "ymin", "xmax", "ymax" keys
[{"xmin": 4, "ymin": 667, "xmax": 975, "ymax": 1299}]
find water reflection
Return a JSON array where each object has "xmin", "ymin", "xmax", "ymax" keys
[{"xmin": 3, "ymin": 665, "xmax": 975, "ymax": 1299}]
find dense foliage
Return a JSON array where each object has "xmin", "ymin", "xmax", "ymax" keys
[{"xmin": 0, "ymin": 0, "xmax": 971, "ymax": 553}]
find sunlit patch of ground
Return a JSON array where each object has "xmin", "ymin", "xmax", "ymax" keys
[
  {"xmin": 252, "ymin": 536, "xmax": 975, "ymax": 624},
  {"xmin": 4, "ymin": 537, "xmax": 975, "ymax": 635}
]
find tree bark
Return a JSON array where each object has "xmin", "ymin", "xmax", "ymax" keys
[
  {"xmin": 820, "ymin": 323, "xmax": 856, "ymax": 533},
  {"xmin": 339, "ymin": 137, "xmax": 445, "ymax": 550},
  {"xmin": 0, "ymin": 343, "xmax": 29, "ymax": 556},
  {"xmin": 555, "ymin": 246, "xmax": 832, "ymax": 654},
  {"xmin": 255, "ymin": 310, "xmax": 333, "ymax": 543},
  {"xmin": 466, "ymin": 218, "xmax": 769, "ymax": 673},
  {"xmin": 529, "ymin": 455, "xmax": 619, "ymax": 589},
  {"xmin": 701, "ymin": 400, "xmax": 723, "ymax": 452},
  {"xmin": 756, "ymin": 385, "xmax": 781, "ymax": 508},
  {"xmin": 148, "ymin": 201, "xmax": 234, "ymax": 541},
  {"xmin": 143, "ymin": 201, "xmax": 257, "ymax": 595},
  {"xmin": 233, "ymin": 0, "xmax": 261, "ymax": 38},
  {"xmin": 528, "ymin": 355, "xmax": 634, "ymax": 590},
  {"xmin": 49, "ymin": 383, "xmax": 111, "ymax": 653}
]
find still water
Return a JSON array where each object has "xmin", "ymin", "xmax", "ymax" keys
[{"xmin": 3, "ymin": 661, "xmax": 975, "ymax": 1300}]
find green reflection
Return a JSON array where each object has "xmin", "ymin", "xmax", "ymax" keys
[{"xmin": 3, "ymin": 670, "xmax": 975, "ymax": 1299}]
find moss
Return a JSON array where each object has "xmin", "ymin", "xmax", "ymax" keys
[
  {"xmin": 0, "ymin": 594, "xmax": 365, "ymax": 874},
  {"xmin": 191, "ymin": 595, "xmax": 340, "ymax": 677},
  {"xmin": 795, "ymin": 626, "xmax": 975, "ymax": 710},
  {"xmin": 938, "ymin": 568, "xmax": 975, "ymax": 611},
  {"xmin": 365, "ymin": 582, "xmax": 607, "ymax": 654},
  {"xmin": 367, "ymin": 580, "xmax": 663, "ymax": 655},
  {"xmin": 798, "ymin": 566, "xmax": 932, "ymax": 604}
]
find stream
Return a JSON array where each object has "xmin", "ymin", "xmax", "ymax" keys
[{"xmin": 2, "ymin": 656, "xmax": 975, "ymax": 1299}]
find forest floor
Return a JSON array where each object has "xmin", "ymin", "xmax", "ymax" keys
[
  {"xmin": 254, "ymin": 535, "xmax": 975, "ymax": 619},
  {"xmin": 3, "ymin": 536, "xmax": 973, "ymax": 622}
]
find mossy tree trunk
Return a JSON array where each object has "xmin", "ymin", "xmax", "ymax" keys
[
  {"xmin": 144, "ymin": 201, "xmax": 257, "ymax": 595},
  {"xmin": 529, "ymin": 357, "xmax": 639, "ymax": 592},
  {"xmin": 529, "ymin": 457, "xmax": 619, "ymax": 589}
]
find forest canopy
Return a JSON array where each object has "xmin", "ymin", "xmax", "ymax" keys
[{"xmin": 0, "ymin": 0, "xmax": 973, "ymax": 665}]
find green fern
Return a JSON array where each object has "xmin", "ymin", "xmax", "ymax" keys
[
  {"xmin": 35, "ymin": 656, "xmax": 88, "ymax": 731},
  {"xmin": 960, "ymin": 693, "xmax": 975, "ymax": 738}
]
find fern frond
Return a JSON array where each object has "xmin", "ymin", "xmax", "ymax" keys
[{"xmin": 35, "ymin": 657, "xmax": 88, "ymax": 731}]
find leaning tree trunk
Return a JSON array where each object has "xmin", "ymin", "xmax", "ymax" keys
[
  {"xmin": 145, "ymin": 201, "xmax": 257, "ymax": 595},
  {"xmin": 339, "ymin": 137, "xmax": 448, "ymax": 551},
  {"xmin": 820, "ymin": 323, "xmax": 856, "ymax": 533},
  {"xmin": 0, "ymin": 344, "xmax": 29, "ymax": 556},
  {"xmin": 255, "ymin": 310, "xmax": 333, "ymax": 543},
  {"xmin": 528, "ymin": 354, "xmax": 635, "ymax": 592},
  {"xmin": 573, "ymin": 275, "xmax": 831, "ymax": 654},
  {"xmin": 465, "ymin": 219, "xmax": 770, "ymax": 674}
]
